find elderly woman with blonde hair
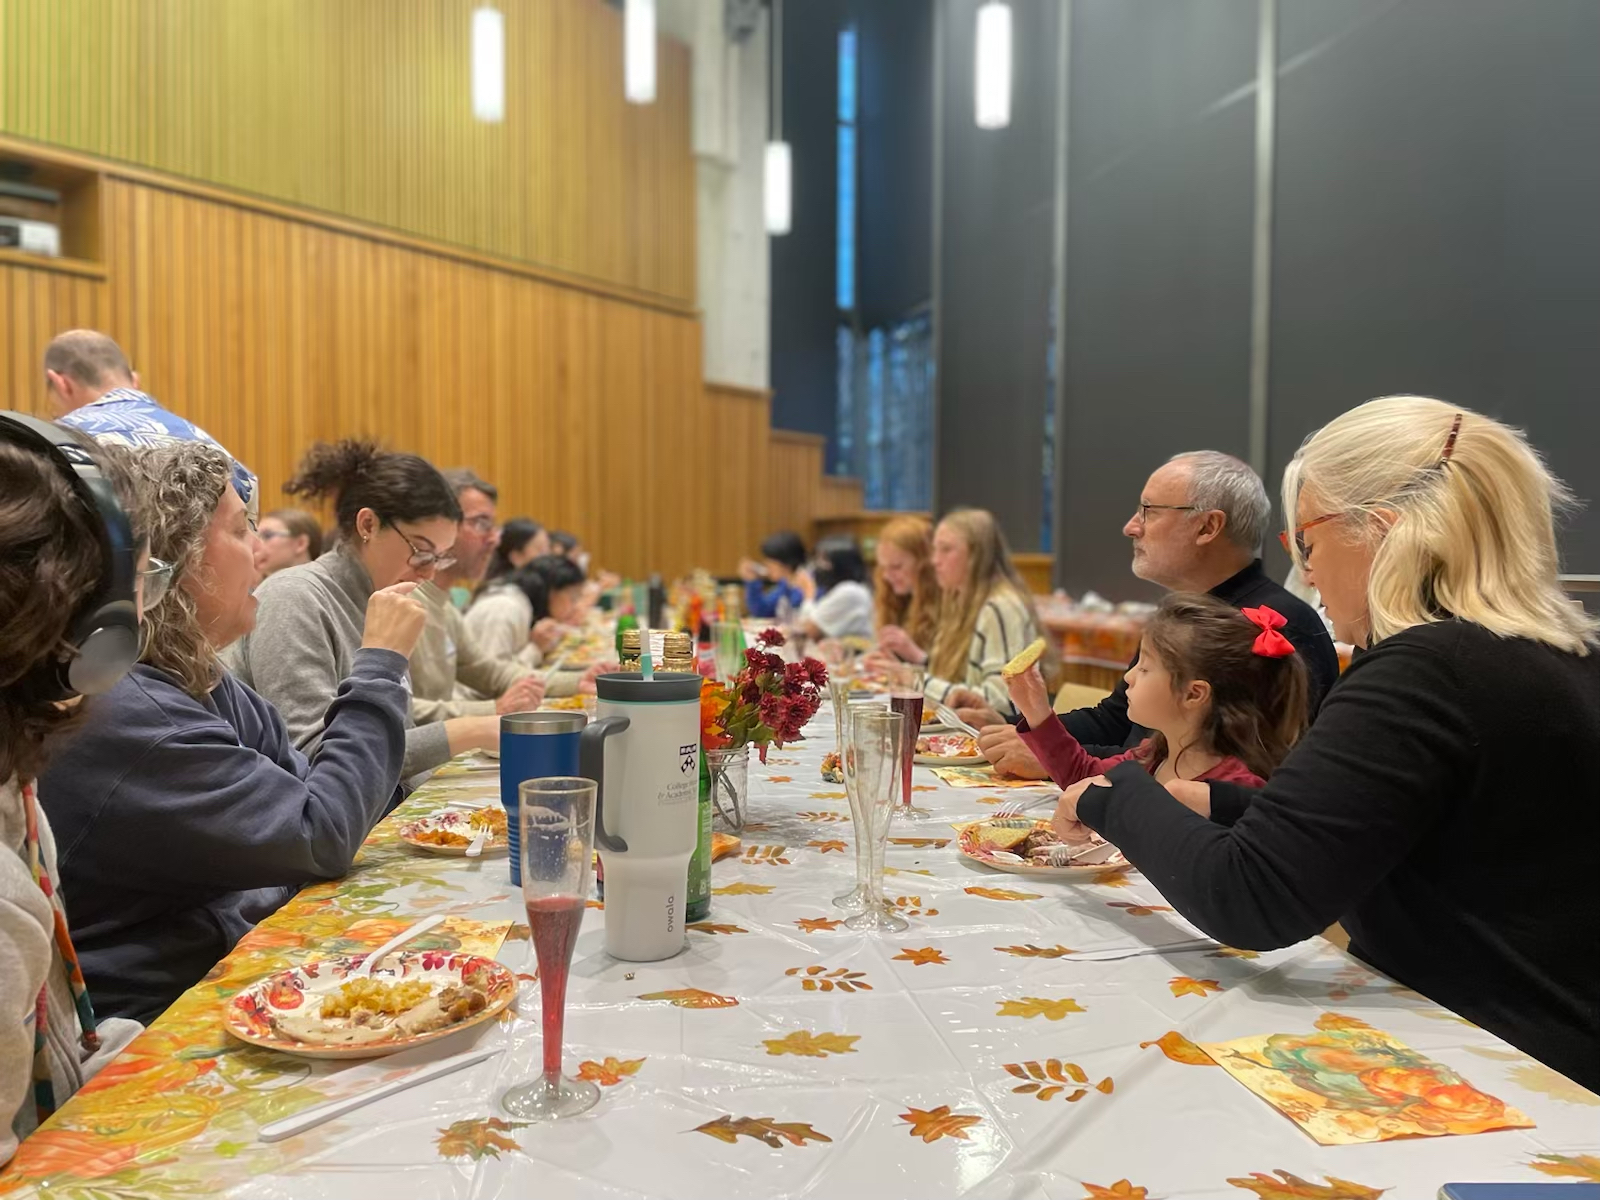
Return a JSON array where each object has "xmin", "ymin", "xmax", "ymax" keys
[{"xmin": 1052, "ymin": 396, "xmax": 1600, "ymax": 1092}]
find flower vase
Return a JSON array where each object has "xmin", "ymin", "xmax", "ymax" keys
[{"xmin": 705, "ymin": 745, "xmax": 750, "ymax": 833}]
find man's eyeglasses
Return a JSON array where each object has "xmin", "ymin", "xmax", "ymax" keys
[
  {"xmin": 461, "ymin": 515, "xmax": 498, "ymax": 536},
  {"xmin": 1135, "ymin": 502, "xmax": 1200, "ymax": 523},
  {"xmin": 138, "ymin": 558, "xmax": 175, "ymax": 608},
  {"xmin": 394, "ymin": 526, "xmax": 457, "ymax": 571},
  {"xmin": 257, "ymin": 529, "xmax": 289, "ymax": 542}
]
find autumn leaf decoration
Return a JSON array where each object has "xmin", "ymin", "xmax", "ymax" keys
[
  {"xmin": 435, "ymin": 1116, "xmax": 529, "ymax": 1160},
  {"xmin": 887, "ymin": 837, "xmax": 950, "ymax": 849},
  {"xmin": 893, "ymin": 946, "xmax": 950, "ymax": 966},
  {"xmin": 691, "ymin": 1114, "xmax": 832, "ymax": 1149},
  {"xmin": 893, "ymin": 895, "xmax": 939, "ymax": 917},
  {"xmin": 996, "ymin": 996, "xmax": 1086, "ymax": 1021},
  {"xmin": 1083, "ymin": 1183, "xmax": 1150, "ymax": 1200},
  {"xmin": 807, "ymin": 839, "xmax": 849, "ymax": 854},
  {"xmin": 1004, "ymin": 1059, "xmax": 1114, "ymax": 1102},
  {"xmin": 786, "ymin": 965, "xmax": 872, "ymax": 993},
  {"xmin": 1090, "ymin": 867, "xmax": 1134, "ymax": 888},
  {"xmin": 798, "ymin": 811, "xmax": 849, "ymax": 822},
  {"xmin": 576, "ymin": 1057, "xmax": 646, "ymax": 1086},
  {"xmin": 1139, "ymin": 1030, "xmax": 1217, "ymax": 1066},
  {"xmin": 637, "ymin": 987, "xmax": 740, "ymax": 1009},
  {"xmin": 1530, "ymin": 1154, "xmax": 1600, "ymax": 1182},
  {"xmin": 995, "ymin": 943, "xmax": 1075, "ymax": 958},
  {"xmin": 899, "ymin": 1105, "xmax": 984, "ymax": 1143},
  {"xmin": 762, "ymin": 1030, "xmax": 860, "ymax": 1058},
  {"xmin": 688, "ymin": 922, "xmax": 748, "ymax": 935},
  {"xmin": 964, "ymin": 886, "xmax": 1042, "ymax": 901},
  {"xmin": 1209, "ymin": 946, "xmax": 1261, "ymax": 959},
  {"xmin": 713, "ymin": 882, "xmax": 774, "ymax": 896},
  {"xmin": 1107, "ymin": 900, "xmax": 1172, "ymax": 917},
  {"xmin": 742, "ymin": 845, "xmax": 792, "ymax": 866},
  {"xmin": 794, "ymin": 916, "xmax": 844, "ymax": 933},
  {"xmin": 1225, "ymin": 1169, "xmax": 1389, "ymax": 1199},
  {"xmin": 1168, "ymin": 976, "xmax": 1224, "ymax": 999}
]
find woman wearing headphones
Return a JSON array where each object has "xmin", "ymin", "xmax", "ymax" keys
[{"xmin": 0, "ymin": 415, "xmax": 146, "ymax": 1165}]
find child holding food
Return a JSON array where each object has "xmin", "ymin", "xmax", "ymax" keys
[{"xmin": 1004, "ymin": 594, "xmax": 1309, "ymax": 790}]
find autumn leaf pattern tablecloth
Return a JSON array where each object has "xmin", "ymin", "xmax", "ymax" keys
[{"xmin": 2, "ymin": 706, "xmax": 1596, "ymax": 1199}]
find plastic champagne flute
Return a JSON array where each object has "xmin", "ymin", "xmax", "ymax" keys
[
  {"xmin": 843, "ymin": 709, "xmax": 908, "ymax": 933},
  {"xmin": 501, "ymin": 778, "xmax": 600, "ymax": 1121}
]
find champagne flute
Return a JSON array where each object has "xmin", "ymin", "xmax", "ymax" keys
[
  {"xmin": 830, "ymin": 684, "xmax": 879, "ymax": 911},
  {"xmin": 885, "ymin": 663, "xmax": 933, "ymax": 822},
  {"xmin": 843, "ymin": 709, "xmax": 908, "ymax": 933},
  {"xmin": 501, "ymin": 778, "xmax": 600, "ymax": 1121}
]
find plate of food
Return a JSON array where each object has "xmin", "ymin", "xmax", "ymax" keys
[
  {"xmin": 539, "ymin": 695, "xmax": 588, "ymax": 712},
  {"xmin": 225, "ymin": 952, "xmax": 516, "ymax": 1059},
  {"xmin": 915, "ymin": 732, "xmax": 982, "ymax": 766},
  {"xmin": 957, "ymin": 817, "xmax": 1128, "ymax": 878},
  {"xmin": 399, "ymin": 808, "xmax": 508, "ymax": 856}
]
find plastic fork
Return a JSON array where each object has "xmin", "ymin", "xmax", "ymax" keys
[
  {"xmin": 935, "ymin": 703, "xmax": 983, "ymax": 739},
  {"xmin": 992, "ymin": 792, "xmax": 1063, "ymax": 821}
]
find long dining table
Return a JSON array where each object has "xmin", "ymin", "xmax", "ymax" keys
[{"xmin": 3, "ymin": 703, "xmax": 1596, "ymax": 1200}]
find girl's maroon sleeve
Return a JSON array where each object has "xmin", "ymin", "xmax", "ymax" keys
[{"xmin": 1016, "ymin": 717, "xmax": 1134, "ymax": 788}]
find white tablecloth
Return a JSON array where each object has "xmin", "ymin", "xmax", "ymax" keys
[{"xmin": 5, "ymin": 704, "xmax": 1597, "ymax": 1200}]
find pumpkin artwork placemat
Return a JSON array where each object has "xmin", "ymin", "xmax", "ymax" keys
[{"xmin": 1202, "ymin": 1018, "xmax": 1534, "ymax": 1145}]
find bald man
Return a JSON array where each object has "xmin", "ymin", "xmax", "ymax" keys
[{"xmin": 45, "ymin": 329, "xmax": 257, "ymax": 517}]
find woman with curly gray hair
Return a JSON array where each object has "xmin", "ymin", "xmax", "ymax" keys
[{"xmin": 37, "ymin": 441, "xmax": 429, "ymax": 1025}]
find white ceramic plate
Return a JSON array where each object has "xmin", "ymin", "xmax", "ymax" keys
[{"xmin": 956, "ymin": 818, "xmax": 1129, "ymax": 879}]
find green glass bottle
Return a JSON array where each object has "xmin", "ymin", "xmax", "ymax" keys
[
  {"xmin": 686, "ymin": 745, "xmax": 713, "ymax": 922},
  {"xmin": 614, "ymin": 599, "xmax": 638, "ymax": 662}
]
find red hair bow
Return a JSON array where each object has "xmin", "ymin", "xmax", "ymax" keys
[{"xmin": 1242, "ymin": 606, "xmax": 1295, "ymax": 659}]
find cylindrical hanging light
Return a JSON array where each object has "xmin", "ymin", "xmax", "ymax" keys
[
  {"xmin": 625, "ymin": 0, "xmax": 657, "ymax": 104},
  {"xmin": 471, "ymin": 6, "xmax": 505, "ymax": 123},
  {"xmin": 765, "ymin": 141, "xmax": 793, "ymax": 236},
  {"xmin": 974, "ymin": 0, "xmax": 1012, "ymax": 130},
  {"xmin": 765, "ymin": 0, "xmax": 791, "ymax": 235}
]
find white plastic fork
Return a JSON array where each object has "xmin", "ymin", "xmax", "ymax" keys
[
  {"xmin": 464, "ymin": 826, "xmax": 490, "ymax": 858},
  {"xmin": 935, "ymin": 703, "xmax": 983, "ymax": 740},
  {"xmin": 352, "ymin": 914, "xmax": 444, "ymax": 978}
]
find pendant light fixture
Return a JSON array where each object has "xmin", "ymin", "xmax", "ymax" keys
[
  {"xmin": 471, "ymin": 6, "xmax": 505, "ymax": 123},
  {"xmin": 765, "ymin": 0, "xmax": 792, "ymax": 235},
  {"xmin": 625, "ymin": 0, "xmax": 657, "ymax": 104},
  {"xmin": 975, "ymin": 0, "xmax": 1012, "ymax": 130}
]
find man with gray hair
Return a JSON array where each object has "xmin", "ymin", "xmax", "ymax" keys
[
  {"xmin": 964, "ymin": 450, "xmax": 1338, "ymax": 779},
  {"xmin": 44, "ymin": 329, "xmax": 258, "ymax": 518}
]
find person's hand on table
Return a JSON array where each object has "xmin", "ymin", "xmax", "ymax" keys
[
  {"xmin": 496, "ymin": 674, "xmax": 547, "ymax": 715},
  {"xmin": 977, "ymin": 725, "xmax": 1051, "ymax": 780},
  {"xmin": 530, "ymin": 617, "xmax": 564, "ymax": 653},
  {"xmin": 1051, "ymin": 776, "xmax": 1110, "ymax": 842},
  {"xmin": 1004, "ymin": 664, "xmax": 1053, "ymax": 730},
  {"xmin": 360, "ymin": 583, "xmax": 428, "ymax": 656},
  {"xmin": 1164, "ymin": 778, "xmax": 1212, "ymax": 818},
  {"xmin": 578, "ymin": 662, "xmax": 619, "ymax": 695},
  {"xmin": 877, "ymin": 625, "xmax": 926, "ymax": 664}
]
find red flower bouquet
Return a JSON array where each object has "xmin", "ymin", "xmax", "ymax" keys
[{"xmin": 699, "ymin": 628, "xmax": 827, "ymax": 762}]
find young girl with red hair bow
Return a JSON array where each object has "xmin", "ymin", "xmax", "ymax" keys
[{"xmin": 1007, "ymin": 593, "xmax": 1310, "ymax": 789}]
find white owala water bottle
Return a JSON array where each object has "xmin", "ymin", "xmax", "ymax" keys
[{"xmin": 579, "ymin": 671, "xmax": 703, "ymax": 962}]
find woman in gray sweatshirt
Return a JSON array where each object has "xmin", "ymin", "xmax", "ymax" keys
[
  {"xmin": 39, "ymin": 443, "xmax": 432, "ymax": 1025},
  {"xmin": 226, "ymin": 440, "xmax": 499, "ymax": 776}
]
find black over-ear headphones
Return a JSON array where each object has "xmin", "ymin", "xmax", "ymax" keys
[{"xmin": 0, "ymin": 411, "xmax": 140, "ymax": 698}]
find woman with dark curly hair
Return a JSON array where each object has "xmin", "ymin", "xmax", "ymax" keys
[
  {"xmin": 0, "ymin": 416, "xmax": 144, "ymax": 1164},
  {"xmin": 39, "ymin": 441, "xmax": 429, "ymax": 1025},
  {"xmin": 226, "ymin": 440, "xmax": 500, "ymax": 775}
]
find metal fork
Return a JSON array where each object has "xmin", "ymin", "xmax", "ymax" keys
[{"xmin": 992, "ymin": 792, "xmax": 1062, "ymax": 821}]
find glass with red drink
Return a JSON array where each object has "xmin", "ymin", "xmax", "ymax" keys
[
  {"xmin": 885, "ymin": 663, "xmax": 933, "ymax": 820},
  {"xmin": 501, "ymin": 778, "xmax": 599, "ymax": 1121}
]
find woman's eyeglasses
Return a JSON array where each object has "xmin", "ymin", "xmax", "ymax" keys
[
  {"xmin": 138, "ymin": 558, "xmax": 175, "ymax": 608},
  {"xmin": 394, "ymin": 526, "xmax": 457, "ymax": 571}
]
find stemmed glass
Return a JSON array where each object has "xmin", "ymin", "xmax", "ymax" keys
[
  {"xmin": 885, "ymin": 663, "xmax": 934, "ymax": 822},
  {"xmin": 501, "ymin": 778, "xmax": 599, "ymax": 1121},
  {"xmin": 843, "ymin": 709, "xmax": 908, "ymax": 933},
  {"xmin": 829, "ymin": 680, "xmax": 878, "ymax": 911}
]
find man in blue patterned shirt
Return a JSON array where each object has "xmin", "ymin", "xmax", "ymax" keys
[{"xmin": 44, "ymin": 330, "xmax": 257, "ymax": 518}]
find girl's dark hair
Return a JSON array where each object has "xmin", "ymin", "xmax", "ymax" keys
[
  {"xmin": 549, "ymin": 530, "xmax": 580, "ymax": 557},
  {"xmin": 487, "ymin": 517, "xmax": 544, "ymax": 582},
  {"xmin": 759, "ymin": 530, "xmax": 808, "ymax": 572},
  {"xmin": 284, "ymin": 440, "xmax": 461, "ymax": 535},
  {"xmin": 1139, "ymin": 592, "xmax": 1309, "ymax": 781},
  {"xmin": 814, "ymin": 536, "xmax": 867, "ymax": 590},
  {"xmin": 1, "ymin": 435, "xmax": 141, "ymax": 782},
  {"xmin": 265, "ymin": 508, "xmax": 323, "ymax": 559},
  {"xmin": 505, "ymin": 555, "xmax": 587, "ymax": 621}
]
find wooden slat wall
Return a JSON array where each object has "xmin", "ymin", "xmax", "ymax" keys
[
  {"xmin": 702, "ymin": 382, "xmax": 773, "ymax": 569},
  {"xmin": 767, "ymin": 430, "xmax": 826, "ymax": 549},
  {"xmin": 0, "ymin": 0, "xmax": 694, "ymax": 304}
]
